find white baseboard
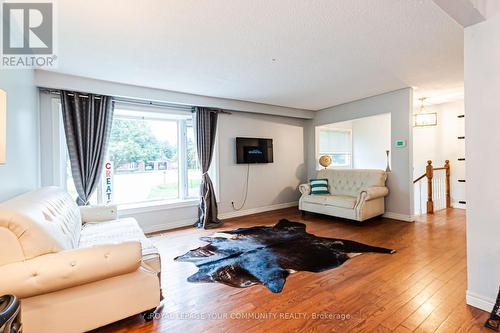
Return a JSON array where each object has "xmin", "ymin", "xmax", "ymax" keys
[
  {"xmin": 452, "ymin": 201, "xmax": 467, "ymax": 210},
  {"xmin": 143, "ymin": 218, "xmax": 196, "ymax": 234},
  {"xmin": 383, "ymin": 212, "xmax": 415, "ymax": 222},
  {"xmin": 466, "ymin": 290, "xmax": 495, "ymax": 312},
  {"xmin": 219, "ymin": 201, "xmax": 299, "ymax": 220},
  {"xmin": 142, "ymin": 202, "xmax": 299, "ymax": 233}
]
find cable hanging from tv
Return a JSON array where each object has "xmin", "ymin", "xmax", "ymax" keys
[{"xmin": 232, "ymin": 163, "xmax": 250, "ymax": 211}]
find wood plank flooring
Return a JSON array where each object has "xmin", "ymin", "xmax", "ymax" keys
[{"xmin": 92, "ymin": 208, "xmax": 490, "ymax": 333}]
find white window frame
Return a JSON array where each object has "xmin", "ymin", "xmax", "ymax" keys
[
  {"xmin": 39, "ymin": 92, "xmax": 219, "ymax": 212},
  {"xmin": 39, "ymin": 95, "xmax": 67, "ymax": 187},
  {"xmin": 315, "ymin": 127, "xmax": 353, "ymax": 169}
]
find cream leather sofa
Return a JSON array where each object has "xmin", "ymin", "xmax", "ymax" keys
[
  {"xmin": 299, "ymin": 169, "xmax": 389, "ymax": 222},
  {"xmin": 0, "ymin": 187, "xmax": 162, "ymax": 333}
]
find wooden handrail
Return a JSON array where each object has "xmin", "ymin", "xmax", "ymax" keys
[
  {"xmin": 413, "ymin": 162, "xmax": 450, "ymax": 182},
  {"xmin": 413, "ymin": 174, "xmax": 426, "ymax": 183},
  {"xmin": 413, "ymin": 160, "xmax": 451, "ymax": 214}
]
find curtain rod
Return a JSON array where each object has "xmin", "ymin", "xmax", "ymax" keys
[
  {"xmin": 39, "ymin": 88, "xmax": 232, "ymax": 114},
  {"xmin": 40, "ymin": 88, "xmax": 103, "ymax": 99}
]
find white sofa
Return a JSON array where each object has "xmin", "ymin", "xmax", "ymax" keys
[
  {"xmin": 0, "ymin": 187, "xmax": 162, "ymax": 333},
  {"xmin": 299, "ymin": 169, "xmax": 389, "ymax": 222}
]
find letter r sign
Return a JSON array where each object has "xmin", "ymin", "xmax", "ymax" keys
[{"xmin": 2, "ymin": 2, "xmax": 53, "ymax": 54}]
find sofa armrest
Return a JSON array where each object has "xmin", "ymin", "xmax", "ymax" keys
[
  {"xmin": 299, "ymin": 184, "xmax": 311, "ymax": 195},
  {"xmin": 80, "ymin": 204, "xmax": 118, "ymax": 223},
  {"xmin": 360, "ymin": 186, "xmax": 389, "ymax": 201},
  {"xmin": 0, "ymin": 242, "xmax": 141, "ymax": 299}
]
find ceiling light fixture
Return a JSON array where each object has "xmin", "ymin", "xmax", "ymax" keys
[{"xmin": 414, "ymin": 97, "xmax": 437, "ymax": 127}]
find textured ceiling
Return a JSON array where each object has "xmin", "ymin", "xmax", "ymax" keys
[{"xmin": 49, "ymin": 0, "xmax": 464, "ymax": 110}]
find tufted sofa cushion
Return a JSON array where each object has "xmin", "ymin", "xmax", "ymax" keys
[
  {"xmin": 301, "ymin": 194, "xmax": 357, "ymax": 209},
  {"xmin": 79, "ymin": 218, "xmax": 161, "ymax": 274},
  {"xmin": 0, "ymin": 242, "xmax": 142, "ymax": 299},
  {"xmin": 0, "ymin": 187, "xmax": 82, "ymax": 261},
  {"xmin": 317, "ymin": 169, "xmax": 387, "ymax": 197}
]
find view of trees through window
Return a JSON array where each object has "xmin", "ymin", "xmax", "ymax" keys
[
  {"xmin": 109, "ymin": 119, "xmax": 177, "ymax": 168},
  {"xmin": 107, "ymin": 115, "xmax": 201, "ymax": 205}
]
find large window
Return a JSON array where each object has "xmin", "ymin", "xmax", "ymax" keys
[
  {"xmin": 109, "ymin": 115, "xmax": 181, "ymax": 204},
  {"xmin": 61, "ymin": 103, "xmax": 205, "ymax": 206},
  {"xmin": 317, "ymin": 128, "xmax": 352, "ymax": 168}
]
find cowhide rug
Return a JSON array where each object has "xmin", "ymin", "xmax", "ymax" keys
[{"xmin": 174, "ymin": 219, "xmax": 395, "ymax": 293}]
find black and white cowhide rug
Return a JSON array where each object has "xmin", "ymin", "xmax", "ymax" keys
[{"xmin": 174, "ymin": 219, "xmax": 395, "ymax": 293}]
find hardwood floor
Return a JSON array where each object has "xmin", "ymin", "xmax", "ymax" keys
[{"xmin": 93, "ymin": 208, "xmax": 490, "ymax": 333}]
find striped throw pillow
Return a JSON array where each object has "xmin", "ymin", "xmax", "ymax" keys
[{"xmin": 310, "ymin": 178, "xmax": 329, "ymax": 195}]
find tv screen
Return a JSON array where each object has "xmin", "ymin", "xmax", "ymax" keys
[{"xmin": 236, "ymin": 137, "xmax": 273, "ymax": 164}]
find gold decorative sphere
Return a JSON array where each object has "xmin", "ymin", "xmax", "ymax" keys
[{"xmin": 319, "ymin": 155, "xmax": 332, "ymax": 168}]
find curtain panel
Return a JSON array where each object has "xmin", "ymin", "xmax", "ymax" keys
[
  {"xmin": 60, "ymin": 90, "xmax": 114, "ymax": 206},
  {"xmin": 193, "ymin": 107, "xmax": 223, "ymax": 229}
]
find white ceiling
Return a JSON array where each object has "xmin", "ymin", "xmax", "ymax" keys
[{"xmin": 50, "ymin": 0, "xmax": 464, "ymax": 110}]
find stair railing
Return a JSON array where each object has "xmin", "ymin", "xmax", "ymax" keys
[{"xmin": 413, "ymin": 160, "xmax": 451, "ymax": 214}]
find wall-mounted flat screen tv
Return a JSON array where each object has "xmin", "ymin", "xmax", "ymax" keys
[{"xmin": 236, "ymin": 137, "xmax": 273, "ymax": 164}]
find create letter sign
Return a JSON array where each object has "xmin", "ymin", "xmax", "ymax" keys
[{"xmin": 104, "ymin": 161, "xmax": 113, "ymax": 204}]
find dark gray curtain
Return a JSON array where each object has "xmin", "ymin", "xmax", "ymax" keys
[
  {"xmin": 194, "ymin": 107, "xmax": 222, "ymax": 229},
  {"xmin": 60, "ymin": 90, "xmax": 114, "ymax": 206}
]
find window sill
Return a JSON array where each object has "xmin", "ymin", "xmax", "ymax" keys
[{"xmin": 118, "ymin": 198, "xmax": 199, "ymax": 215}]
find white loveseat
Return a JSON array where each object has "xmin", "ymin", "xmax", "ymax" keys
[
  {"xmin": 0, "ymin": 187, "xmax": 161, "ymax": 333},
  {"xmin": 299, "ymin": 169, "xmax": 389, "ymax": 222}
]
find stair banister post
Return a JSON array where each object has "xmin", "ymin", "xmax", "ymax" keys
[
  {"xmin": 426, "ymin": 160, "xmax": 434, "ymax": 214},
  {"xmin": 445, "ymin": 160, "xmax": 451, "ymax": 208}
]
